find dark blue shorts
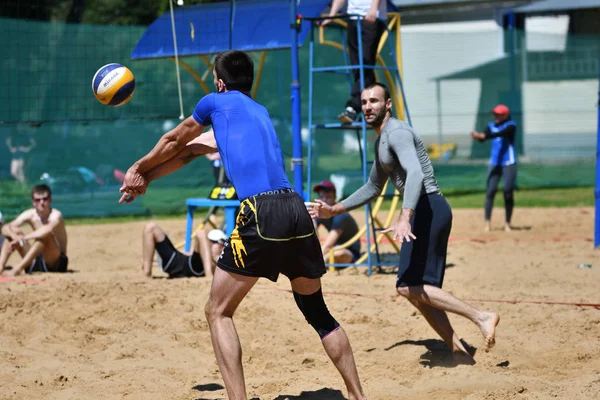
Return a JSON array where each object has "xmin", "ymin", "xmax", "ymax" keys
[
  {"xmin": 27, "ymin": 253, "xmax": 69, "ymax": 274},
  {"xmin": 396, "ymin": 193, "xmax": 452, "ymax": 288}
]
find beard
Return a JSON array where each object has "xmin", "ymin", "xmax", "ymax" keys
[{"xmin": 367, "ymin": 107, "xmax": 388, "ymax": 127}]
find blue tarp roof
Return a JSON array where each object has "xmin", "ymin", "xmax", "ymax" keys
[{"xmin": 131, "ymin": 0, "xmax": 330, "ymax": 60}]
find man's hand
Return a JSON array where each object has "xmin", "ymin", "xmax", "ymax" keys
[
  {"xmin": 364, "ymin": 10, "xmax": 377, "ymax": 24},
  {"xmin": 381, "ymin": 209, "xmax": 416, "ymax": 243},
  {"xmin": 381, "ymin": 219, "xmax": 416, "ymax": 243},
  {"xmin": 321, "ymin": 14, "xmax": 335, "ymax": 27},
  {"xmin": 119, "ymin": 166, "xmax": 148, "ymax": 203},
  {"xmin": 306, "ymin": 199, "xmax": 334, "ymax": 219},
  {"xmin": 471, "ymin": 131, "xmax": 485, "ymax": 141},
  {"xmin": 9, "ymin": 238, "xmax": 23, "ymax": 251},
  {"xmin": 2, "ymin": 269, "xmax": 17, "ymax": 277},
  {"xmin": 8, "ymin": 235, "xmax": 24, "ymax": 251}
]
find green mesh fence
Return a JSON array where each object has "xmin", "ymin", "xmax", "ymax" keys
[{"xmin": 0, "ymin": 2, "xmax": 598, "ymax": 221}]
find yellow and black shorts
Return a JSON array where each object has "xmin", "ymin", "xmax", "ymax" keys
[{"xmin": 217, "ymin": 189, "xmax": 326, "ymax": 282}]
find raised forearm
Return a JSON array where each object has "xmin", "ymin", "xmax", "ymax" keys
[
  {"xmin": 2, "ymin": 224, "xmax": 22, "ymax": 239},
  {"xmin": 330, "ymin": 202, "xmax": 349, "ymax": 217},
  {"xmin": 146, "ymin": 143, "xmax": 215, "ymax": 183},
  {"xmin": 340, "ymin": 180, "xmax": 382, "ymax": 212},
  {"xmin": 485, "ymin": 125, "xmax": 516, "ymax": 139},
  {"xmin": 134, "ymin": 135, "xmax": 183, "ymax": 174},
  {"xmin": 23, "ymin": 225, "xmax": 54, "ymax": 241},
  {"xmin": 135, "ymin": 117, "xmax": 203, "ymax": 174}
]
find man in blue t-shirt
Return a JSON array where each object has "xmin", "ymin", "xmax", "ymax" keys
[
  {"xmin": 312, "ymin": 180, "xmax": 361, "ymax": 265},
  {"xmin": 472, "ymin": 104, "xmax": 517, "ymax": 232},
  {"xmin": 118, "ymin": 50, "xmax": 365, "ymax": 400}
]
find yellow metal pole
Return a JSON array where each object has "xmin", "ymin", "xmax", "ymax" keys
[
  {"xmin": 168, "ymin": 57, "xmax": 211, "ymax": 94},
  {"xmin": 251, "ymin": 51, "xmax": 267, "ymax": 99},
  {"xmin": 395, "ymin": 13, "xmax": 406, "ymax": 120}
]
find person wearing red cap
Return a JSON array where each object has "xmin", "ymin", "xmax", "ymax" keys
[
  {"xmin": 312, "ymin": 180, "xmax": 361, "ymax": 265},
  {"xmin": 471, "ymin": 104, "xmax": 518, "ymax": 232}
]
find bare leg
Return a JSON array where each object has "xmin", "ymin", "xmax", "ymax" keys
[
  {"xmin": 291, "ymin": 277, "xmax": 365, "ymax": 400},
  {"xmin": 484, "ymin": 220, "xmax": 491, "ymax": 232},
  {"xmin": 11, "ymin": 159, "xmax": 25, "ymax": 183},
  {"xmin": 333, "ymin": 249, "xmax": 354, "ymax": 265},
  {"xmin": 9, "ymin": 240, "xmax": 44, "ymax": 275},
  {"xmin": 407, "ymin": 298, "xmax": 474, "ymax": 363},
  {"xmin": 205, "ymin": 268, "xmax": 258, "ymax": 400},
  {"xmin": 398, "ymin": 285, "xmax": 499, "ymax": 351},
  {"xmin": 1, "ymin": 228, "xmax": 33, "ymax": 274},
  {"xmin": 141, "ymin": 222, "xmax": 166, "ymax": 278},
  {"xmin": 196, "ymin": 229, "xmax": 215, "ymax": 277},
  {"xmin": 39, "ymin": 233, "xmax": 61, "ymax": 266},
  {"xmin": 0, "ymin": 239, "xmax": 14, "ymax": 273}
]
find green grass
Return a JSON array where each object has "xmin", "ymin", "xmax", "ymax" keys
[
  {"xmin": 2, "ymin": 177, "xmax": 594, "ymax": 225},
  {"xmin": 62, "ymin": 186, "xmax": 595, "ymax": 225},
  {"xmin": 445, "ymin": 186, "xmax": 594, "ymax": 209}
]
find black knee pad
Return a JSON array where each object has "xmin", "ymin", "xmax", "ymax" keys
[
  {"xmin": 503, "ymin": 191, "xmax": 513, "ymax": 201},
  {"xmin": 293, "ymin": 288, "xmax": 340, "ymax": 339}
]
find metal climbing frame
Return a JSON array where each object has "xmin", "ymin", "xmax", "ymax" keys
[{"xmin": 303, "ymin": 13, "xmax": 413, "ymax": 276}]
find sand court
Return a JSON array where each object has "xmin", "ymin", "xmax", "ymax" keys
[{"xmin": 0, "ymin": 207, "xmax": 598, "ymax": 399}]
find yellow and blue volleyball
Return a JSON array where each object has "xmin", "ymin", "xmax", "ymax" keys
[{"xmin": 92, "ymin": 63, "xmax": 135, "ymax": 106}]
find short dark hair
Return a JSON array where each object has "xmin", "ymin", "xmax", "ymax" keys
[
  {"xmin": 214, "ymin": 50, "xmax": 254, "ymax": 93},
  {"xmin": 364, "ymin": 82, "xmax": 391, "ymax": 103},
  {"xmin": 31, "ymin": 184, "xmax": 51, "ymax": 198}
]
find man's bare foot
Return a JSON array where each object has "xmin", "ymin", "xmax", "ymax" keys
[
  {"xmin": 478, "ymin": 312, "xmax": 500, "ymax": 351},
  {"xmin": 2, "ymin": 269, "xmax": 18, "ymax": 277},
  {"xmin": 484, "ymin": 222, "xmax": 491, "ymax": 232},
  {"xmin": 504, "ymin": 223, "xmax": 512, "ymax": 232}
]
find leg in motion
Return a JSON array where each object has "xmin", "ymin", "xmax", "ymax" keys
[
  {"xmin": 484, "ymin": 165, "xmax": 502, "ymax": 232},
  {"xmin": 502, "ymin": 164, "xmax": 517, "ymax": 232},
  {"xmin": 398, "ymin": 285, "xmax": 499, "ymax": 351},
  {"xmin": 406, "ymin": 297, "xmax": 475, "ymax": 364}
]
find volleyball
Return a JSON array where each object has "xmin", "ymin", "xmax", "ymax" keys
[{"xmin": 92, "ymin": 63, "xmax": 135, "ymax": 106}]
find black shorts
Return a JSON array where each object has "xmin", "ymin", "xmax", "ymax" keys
[
  {"xmin": 27, "ymin": 252, "xmax": 69, "ymax": 274},
  {"xmin": 217, "ymin": 189, "xmax": 326, "ymax": 282},
  {"xmin": 155, "ymin": 236, "xmax": 205, "ymax": 278},
  {"xmin": 348, "ymin": 247, "xmax": 360, "ymax": 262},
  {"xmin": 396, "ymin": 193, "xmax": 452, "ymax": 288}
]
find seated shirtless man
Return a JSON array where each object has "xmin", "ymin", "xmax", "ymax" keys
[{"xmin": 0, "ymin": 184, "xmax": 68, "ymax": 276}]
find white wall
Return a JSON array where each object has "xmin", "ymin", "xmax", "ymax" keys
[{"xmin": 399, "ymin": 16, "xmax": 598, "ymax": 159}]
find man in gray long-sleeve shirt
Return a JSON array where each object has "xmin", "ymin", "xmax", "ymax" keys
[{"xmin": 309, "ymin": 83, "xmax": 500, "ymax": 364}]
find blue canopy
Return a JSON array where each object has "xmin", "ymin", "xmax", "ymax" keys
[{"xmin": 131, "ymin": 0, "xmax": 330, "ymax": 60}]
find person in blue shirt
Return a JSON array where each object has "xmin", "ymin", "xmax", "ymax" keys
[
  {"xmin": 312, "ymin": 180, "xmax": 361, "ymax": 265},
  {"xmin": 118, "ymin": 50, "xmax": 366, "ymax": 400},
  {"xmin": 472, "ymin": 104, "xmax": 517, "ymax": 232}
]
